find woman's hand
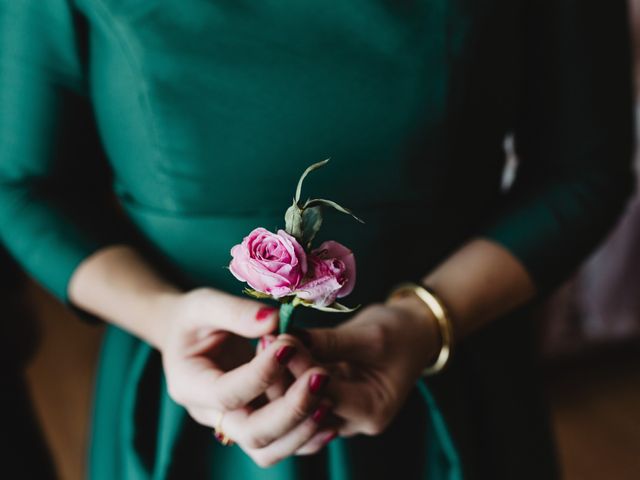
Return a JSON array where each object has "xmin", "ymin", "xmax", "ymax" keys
[
  {"xmin": 159, "ymin": 288, "xmax": 338, "ymax": 467},
  {"xmin": 304, "ymin": 296, "xmax": 440, "ymax": 437}
]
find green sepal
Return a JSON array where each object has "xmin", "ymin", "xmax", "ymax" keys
[
  {"xmin": 300, "ymin": 205, "xmax": 323, "ymax": 249},
  {"xmin": 284, "ymin": 158, "xmax": 363, "ymax": 243},
  {"xmin": 284, "ymin": 201, "xmax": 304, "ymax": 239},
  {"xmin": 294, "ymin": 298, "xmax": 361, "ymax": 313},
  {"xmin": 243, "ymin": 288, "xmax": 273, "ymax": 299}
]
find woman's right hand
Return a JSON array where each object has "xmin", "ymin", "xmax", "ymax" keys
[{"xmin": 159, "ymin": 288, "xmax": 338, "ymax": 467}]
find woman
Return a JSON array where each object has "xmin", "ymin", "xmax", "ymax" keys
[{"xmin": 0, "ymin": 0, "xmax": 633, "ymax": 478}]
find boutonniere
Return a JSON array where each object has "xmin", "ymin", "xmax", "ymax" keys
[{"xmin": 229, "ymin": 159, "xmax": 363, "ymax": 333}]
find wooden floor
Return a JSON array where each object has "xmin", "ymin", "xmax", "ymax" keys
[
  {"xmin": 23, "ymin": 284, "xmax": 640, "ymax": 479},
  {"xmin": 25, "ymin": 284, "xmax": 103, "ymax": 480}
]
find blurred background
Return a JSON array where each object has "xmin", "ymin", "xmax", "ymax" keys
[{"xmin": 5, "ymin": 2, "xmax": 640, "ymax": 480}]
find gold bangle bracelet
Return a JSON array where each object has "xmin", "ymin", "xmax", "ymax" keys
[{"xmin": 387, "ymin": 282, "xmax": 454, "ymax": 376}]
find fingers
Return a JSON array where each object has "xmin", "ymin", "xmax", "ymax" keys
[
  {"xmin": 278, "ymin": 333, "xmax": 324, "ymax": 378},
  {"xmin": 257, "ymin": 334, "xmax": 289, "ymax": 401},
  {"xmin": 259, "ymin": 332, "xmax": 329, "ymax": 385},
  {"xmin": 184, "ymin": 288, "xmax": 279, "ymax": 338},
  {"xmin": 237, "ymin": 367, "xmax": 331, "ymax": 449},
  {"xmin": 187, "ymin": 404, "xmax": 337, "ymax": 468},
  {"xmin": 300, "ymin": 303, "xmax": 397, "ymax": 365},
  {"xmin": 248, "ymin": 416, "xmax": 334, "ymax": 467},
  {"xmin": 295, "ymin": 430, "xmax": 338, "ymax": 456},
  {"xmin": 170, "ymin": 336, "xmax": 299, "ymax": 410},
  {"xmin": 326, "ymin": 378, "xmax": 396, "ymax": 437},
  {"xmin": 186, "ymin": 367, "xmax": 335, "ymax": 468}
]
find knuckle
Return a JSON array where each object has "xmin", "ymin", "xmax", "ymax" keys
[
  {"xmin": 362, "ymin": 423, "xmax": 382, "ymax": 436},
  {"xmin": 362, "ymin": 416, "xmax": 388, "ymax": 436},
  {"xmin": 286, "ymin": 389, "xmax": 314, "ymax": 421},
  {"xmin": 358, "ymin": 391, "xmax": 394, "ymax": 436},
  {"xmin": 181, "ymin": 294, "xmax": 204, "ymax": 324},
  {"xmin": 184, "ymin": 288, "xmax": 209, "ymax": 310},
  {"xmin": 291, "ymin": 400, "xmax": 312, "ymax": 423},
  {"xmin": 183, "ymin": 288, "xmax": 222, "ymax": 324},
  {"xmin": 254, "ymin": 360, "xmax": 278, "ymax": 391},
  {"xmin": 363, "ymin": 406, "xmax": 393, "ymax": 436},
  {"xmin": 215, "ymin": 392, "xmax": 239, "ymax": 412},
  {"xmin": 245, "ymin": 433, "xmax": 272, "ymax": 450}
]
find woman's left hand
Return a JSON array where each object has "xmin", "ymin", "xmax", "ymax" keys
[{"xmin": 303, "ymin": 296, "xmax": 440, "ymax": 437}]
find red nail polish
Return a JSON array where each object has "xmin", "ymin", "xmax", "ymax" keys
[
  {"xmin": 322, "ymin": 431, "xmax": 338, "ymax": 446},
  {"xmin": 309, "ymin": 373, "xmax": 330, "ymax": 394},
  {"xmin": 259, "ymin": 336, "xmax": 267, "ymax": 351},
  {"xmin": 275, "ymin": 345, "xmax": 296, "ymax": 365},
  {"xmin": 311, "ymin": 404, "xmax": 331, "ymax": 424},
  {"xmin": 256, "ymin": 306, "xmax": 277, "ymax": 321}
]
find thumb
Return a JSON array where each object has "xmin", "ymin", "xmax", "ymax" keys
[{"xmin": 188, "ymin": 289, "xmax": 279, "ymax": 338}]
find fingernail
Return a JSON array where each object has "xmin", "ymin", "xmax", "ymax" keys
[
  {"xmin": 256, "ymin": 306, "xmax": 277, "ymax": 321},
  {"xmin": 311, "ymin": 404, "xmax": 331, "ymax": 424},
  {"xmin": 322, "ymin": 431, "xmax": 338, "ymax": 446},
  {"xmin": 309, "ymin": 373, "xmax": 330, "ymax": 394},
  {"xmin": 291, "ymin": 327, "xmax": 313, "ymax": 348},
  {"xmin": 275, "ymin": 345, "xmax": 297, "ymax": 365},
  {"xmin": 260, "ymin": 335, "xmax": 275, "ymax": 351}
]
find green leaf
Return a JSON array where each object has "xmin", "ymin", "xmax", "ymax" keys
[
  {"xmin": 300, "ymin": 205, "xmax": 323, "ymax": 248},
  {"xmin": 333, "ymin": 301, "xmax": 361, "ymax": 312},
  {"xmin": 294, "ymin": 158, "xmax": 330, "ymax": 204},
  {"xmin": 243, "ymin": 288, "xmax": 273, "ymax": 299},
  {"xmin": 284, "ymin": 201, "xmax": 304, "ymax": 239},
  {"xmin": 304, "ymin": 198, "xmax": 364, "ymax": 224}
]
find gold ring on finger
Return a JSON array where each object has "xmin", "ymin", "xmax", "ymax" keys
[{"xmin": 212, "ymin": 411, "xmax": 234, "ymax": 446}]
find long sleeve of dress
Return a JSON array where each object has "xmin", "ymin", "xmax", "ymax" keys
[
  {"xmin": 481, "ymin": 0, "xmax": 635, "ymax": 295},
  {"xmin": 0, "ymin": 0, "xmax": 124, "ymax": 302}
]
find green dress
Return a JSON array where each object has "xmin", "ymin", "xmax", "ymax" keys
[{"xmin": 0, "ymin": 0, "xmax": 633, "ymax": 478}]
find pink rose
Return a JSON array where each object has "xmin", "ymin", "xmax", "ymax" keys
[
  {"xmin": 229, "ymin": 227, "xmax": 308, "ymax": 298},
  {"xmin": 296, "ymin": 240, "xmax": 356, "ymax": 307}
]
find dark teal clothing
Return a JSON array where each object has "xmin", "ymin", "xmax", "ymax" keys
[{"xmin": 0, "ymin": 0, "xmax": 633, "ymax": 479}]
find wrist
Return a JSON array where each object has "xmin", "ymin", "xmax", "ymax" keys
[
  {"xmin": 385, "ymin": 293, "xmax": 441, "ymax": 374},
  {"xmin": 145, "ymin": 289, "xmax": 183, "ymax": 352},
  {"xmin": 386, "ymin": 282, "xmax": 454, "ymax": 376}
]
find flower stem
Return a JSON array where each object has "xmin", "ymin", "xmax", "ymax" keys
[{"xmin": 279, "ymin": 302, "xmax": 296, "ymax": 334}]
